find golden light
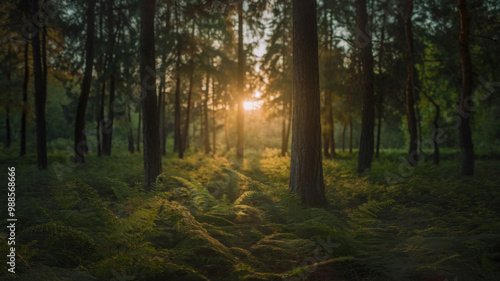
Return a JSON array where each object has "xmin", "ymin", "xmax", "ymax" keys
[{"xmin": 243, "ymin": 100, "xmax": 262, "ymax": 111}]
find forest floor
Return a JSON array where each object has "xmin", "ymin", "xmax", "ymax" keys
[{"xmin": 0, "ymin": 148, "xmax": 499, "ymax": 281}]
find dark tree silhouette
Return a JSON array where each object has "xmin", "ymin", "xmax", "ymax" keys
[
  {"xmin": 31, "ymin": 0, "xmax": 48, "ymax": 169},
  {"xmin": 289, "ymin": 0, "xmax": 326, "ymax": 207},
  {"xmin": 236, "ymin": 0, "xmax": 245, "ymax": 159},
  {"xmin": 74, "ymin": 0, "xmax": 96, "ymax": 164},
  {"xmin": 20, "ymin": 43, "xmax": 29, "ymax": 156},
  {"xmin": 356, "ymin": 0, "xmax": 375, "ymax": 174},
  {"xmin": 458, "ymin": 0, "xmax": 474, "ymax": 175},
  {"xmin": 140, "ymin": 0, "xmax": 162, "ymax": 188},
  {"xmin": 404, "ymin": 0, "xmax": 419, "ymax": 166}
]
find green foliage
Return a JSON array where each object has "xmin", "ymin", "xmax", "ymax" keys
[{"xmin": 2, "ymin": 150, "xmax": 499, "ymax": 280}]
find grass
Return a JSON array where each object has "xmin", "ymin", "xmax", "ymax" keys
[{"xmin": 0, "ymin": 147, "xmax": 499, "ymax": 280}]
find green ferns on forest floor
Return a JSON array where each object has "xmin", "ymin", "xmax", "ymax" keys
[{"xmin": 0, "ymin": 149, "xmax": 499, "ymax": 280}]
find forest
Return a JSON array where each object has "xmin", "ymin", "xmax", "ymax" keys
[{"xmin": 1, "ymin": 0, "xmax": 499, "ymax": 280}]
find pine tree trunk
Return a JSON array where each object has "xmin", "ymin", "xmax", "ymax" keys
[
  {"xmin": 31, "ymin": 0, "xmax": 48, "ymax": 168},
  {"xmin": 212, "ymin": 77, "xmax": 217, "ymax": 154},
  {"xmin": 342, "ymin": 123, "xmax": 346, "ymax": 152},
  {"xmin": 225, "ymin": 103, "xmax": 230, "ymax": 151},
  {"xmin": 376, "ymin": 105, "xmax": 382, "ymax": 158},
  {"xmin": 290, "ymin": 0, "xmax": 326, "ymax": 207},
  {"xmin": 5, "ymin": 73, "xmax": 11, "ymax": 149},
  {"xmin": 458, "ymin": 0, "xmax": 474, "ymax": 175},
  {"xmin": 127, "ymin": 104, "xmax": 134, "ymax": 154},
  {"xmin": 103, "ymin": 75, "xmax": 115, "ymax": 155},
  {"xmin": 20, "ymin": 43, "xmax": 29, "ymax": 156},
  {"xmin": 349, "ymin": 58, "xmax": 354, "ymax": 154},
  {"xmin": 182, "ymin": 57, "xmax": 195, "ymax": 153},
  {"xmin": 137, "ymin": 109, "xmax": 141, "ymax": 152},
  {"xmin": 97, "ymin": 81, "xmax": 105, "ymax": 157},
  {"xmin": 204, "ymin": 75, "xmax": 211, "ymax": 155},
  {"xmin": 356, "ymin": 0, "xmax": 375, "ymax": 174},
  {"xmin": 140, "ymin": 0, "xmax": 162, "ymax": 188},
  {"xmin": 236, "ymin": 0, "xmax": 245, "ymax": 159},
  {"xmin": 404, "ymin": 0, "xmax": 419, "ymax": 166},
  {"xmin": 102, "ymin": 0, "xmax": 115, "ymax": 156},
  {"xmin": 375, "ymin": 19, "xmax": 385, "ymax": 159},
  {"xmin": 74, "ymin": 0, "xmax": 96, "ymax": 164}
]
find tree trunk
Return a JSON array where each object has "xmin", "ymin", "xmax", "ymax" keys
[
  {"xmin": 356, "ymin": 0, "xmax": 375, "ymax": 174},
  {"xmin": 102, "ymin": 0, "xmax": 115, "ymax": 156},
  {"xmin": 137, "ymin": 108, "xmax": 141, "ymax": 152},
  {"xmin": 342, "ymin": 123, "xmax": 346, "ymax": 152},
  {"xmin": 404, "ymin": 0, "xmax": 418, "ymax": 166},
  {"xmin": 127, "ymin": 104, "xmax": 135, "ymax": 154},
  {"xmin": 349, "ymin": 57, "xmax": 354, "ymax": 154},
  {"xmin": 140, "ymin": 0, "xmax": 162, "ymax": 189},
  {"xmin": 158, "ymin": 74, "xmax": 166, "ymax": 155},
  {"xmin": 375, "ymin": 105, "xmax": 382, "ymax": 158},
  {"xmin": 20, "ymin": 43, "xmax": 29, "ymax": 156},
  {"xmin": 182, "ymin": 56, "xmax": 195, "ymax": 153},
  {"xmin": 5, "ymin": 73, "xmax": 11, "ymax": 149},
  {"xmin": 204, "ymin": 75, "xmax": 211, "ymax": 155},
  {"xmin": 236, "ymin": 0, "xmax": 245, "ymax": 159},
  {"xmin": 97, "ymin": 81, "xmax": 105, "ymax": 157},
  {"xmin": 74, "ymin": 0, "xmax": 96, "ymax": 164},
  {"xmin": 225, "ymin": 102, "xmax": 230, "ymax": 151},
  {"xmin": 103, "ymin": 75, "xmax": 115, "ymax": 155},
  {"xmin": 173, "ymin": 2, "xmax": 183, "ymax": 158},
  {"xmin": 212, "ymin": 77, "xmax": 217, "ymax": 154},
  {"xmin": 31, "ymin": 0, "xmax": 48, "ymax": 169},
  {"xmin": 290, "ymin": 0, "xmax": 326, "ymax": 207},
  {"xmin": 458, "ymin": 0, "xmax": 474, "ymax": 175},
  {"xmin": 375, "ymin": 17, "xmax": 385, "ymax": 159}
]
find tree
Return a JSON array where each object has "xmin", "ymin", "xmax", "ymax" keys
[
  {"xmin": 289, "ymin": 0, "xmax": 326, "ymax": 207},
  {"xmin": 404, "ymin": 0, "xmax": 419, "ymax": 166},
  {"xmin": 31, "ymin": 0, "xmax": 48, "ymax": 169},
  {"xmin": 458, "ymin": 0, "xmax": 474, "ymax": 175},
  {"xmin": 74, "ymin": 0, "xmax": 96, "ymax": 164},
  {"xmin": 140, "ymin": 0, "xmax": 162, "ymax": 188},
  {"xmin": 236, "ymin": 0, "xmax": 245, "ymax": 159},
  {"xmin": 20, "ymin": 42, "xmax": 29, "ymax": 156},
  {"xmin": 356, "ymin": 0, "xmax": 375, "ymax": 174}
]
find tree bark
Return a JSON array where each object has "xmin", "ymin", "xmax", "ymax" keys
[
  {"xmin": 20, "ymin": 43, "xmax": 29, "ymax": 156},
  {"xmin": 204, "ymin": 74, "xmax": 211, "ymax": 155},
  {"xmin": 127, "ymin": 104, "xmax": 134, "ymax": 154},
  {"xmin": 137, "ymin": 108, "xmax": 141, "ymax": 152},
  {"xmin": 356, "ymin": 0, "xmax": 375, "ymax": 174},
  {"xmin": 458, "ymin": 0, "xmax": 474, "ymax": 175},
  {"xmin": 375, "ymin": 17, "xmax": 386, "ymax": 159},
  {"xmin": 140, "ymin": 0, "xmax": 162, "ymax": 188},
  {"xmin": 349, "ymin": 57, "xmax": 354, "ymax": 154},
  {"xmin": 5, "ymin": 73, "xmax": 11, "ymax": 149},
  {"xmin": 182, "ymin": 54, "xmax": 195, "ymax": 153},
  {"xmin": 74, "ymin": 0, "xmax": 96, "ymax": 164},
  {"xmin": 173, "ymin": 2, "xmax": 183, "ymax": 158},
  {"xmin": 97, "ymin": 81, "xmax": 105, "ymax": 157},
  {"xmin": 212, "ymin": 77, "xmax": 217, "ymax": 154},
  {"xmin": 404, "ymin": 0, "xmax": 419, "ymax": 166},
  {"xmin": 32, "ymin": 0, "xmax": 48, "ymax": 169},
  {"xmin": 102, "ymin": 0, "xmax": 116, "ymax": 156},
  {"xmin": 290, "ymin": 0, "xmax": 326, "ymax": 207},
  {"xmin": 236, "ymin": 0, "xmax": 245, "ymax": 159}
]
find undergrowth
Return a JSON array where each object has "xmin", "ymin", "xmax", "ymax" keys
[{"xmin": 0, "ymin": 148, "xmax": 498, "ymax": 280}]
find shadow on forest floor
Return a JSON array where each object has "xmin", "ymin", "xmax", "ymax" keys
[{"xmin": 0, "ymin": 148, "xmax": 499, "ymax": 280}]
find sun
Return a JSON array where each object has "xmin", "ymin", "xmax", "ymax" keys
[{"xmin": 243, "ymin": 100, "xmax": 262, "ymax": 111}]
